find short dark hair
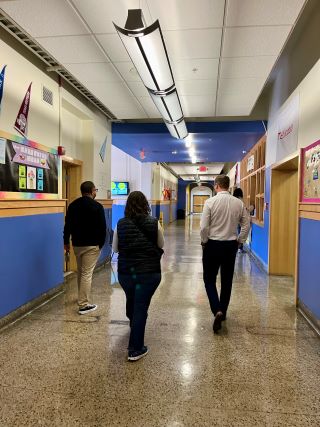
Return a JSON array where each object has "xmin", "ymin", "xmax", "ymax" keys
[
  {"xmin": 233, "ymin": 187, "xmax": 243, "ymax": 198},
  {"xmin": 125, "ymin": 191, "xmax": 151, "ymax": 219},
  {"xmin": 80, "ymin": 181, "xmax": 95, "ymax": 195},
  {"xmin": 214, "ymin": 175, "xmax": 230, "ymax": 190}
]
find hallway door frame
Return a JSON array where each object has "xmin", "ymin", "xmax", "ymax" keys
[
  {"xmin": 268, "ymin": 152, "xmax": 300, "ymax": 301},
  {"xmin": 62, "ymin": 156, "xmax": 83, "ymax": 272}
]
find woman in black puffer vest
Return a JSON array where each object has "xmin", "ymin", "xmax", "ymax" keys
[{"xmin": 112, "ymin": 191, "xmax": 164, "ymax": 362}]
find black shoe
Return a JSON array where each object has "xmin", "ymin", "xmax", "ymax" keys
[
  {"xmin": 128, "ymin": 346, "xmax": 149, "ymax": 361},
  {"xmin": 213, "ymin": 312, "xmax": 223, "ymax": 333},
  {"xmin": 78, "ymin": 304, "xmax": 97, "ymax": 315},
  {"xmin": 221, "ymin": 314, "xmax": 226, "ymax": 321}
]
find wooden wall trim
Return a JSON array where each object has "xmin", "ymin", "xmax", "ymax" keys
[
  {"xmin": 299, "ymin": 211, "xmax": 320, "ymax": 220},
  {"xmin": 0, "ymin": 200, "xmax": 66, "ymax": 218},
  {"xmin": 299, "ymin": 203, "xmax": 320, "ymax": 213},
  {"xmin": 96, "ymin": 199, "xmax": 113, "ymax": 209}
]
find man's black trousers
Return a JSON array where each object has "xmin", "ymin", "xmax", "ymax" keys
[{"xmin": 202, "ymin": 239, "xmax": 238, "ymax": 317}]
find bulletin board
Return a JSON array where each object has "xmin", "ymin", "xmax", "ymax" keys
[
  {"xmin": 301, "ymin": 139, "xmax": 320, "ymax": 203},
  {"xmin": 0, "ymin": 130, "xmax": 59, "ymax": 199}
]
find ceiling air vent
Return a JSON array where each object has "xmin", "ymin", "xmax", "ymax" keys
[{"xmin": 42, "ymin": 86, "xmax": 53, "ymax": 106}]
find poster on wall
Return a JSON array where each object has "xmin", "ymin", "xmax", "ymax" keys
[
  {"xmin": 0, "ymin": 130, "xmax": 59, "ymax": 199},
  {"xmin": 301, "ymin": 139, "xmax": 320, "ymax": 203}
]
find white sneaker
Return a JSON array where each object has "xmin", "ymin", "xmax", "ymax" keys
[{"xmin": 78, "ymin": 304, "xmax": 97, "ymax": 315}]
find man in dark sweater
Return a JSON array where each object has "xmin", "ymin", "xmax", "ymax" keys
[{"xmin": 64, "ymin": 181, "xmax": 106, "ymax": 314}]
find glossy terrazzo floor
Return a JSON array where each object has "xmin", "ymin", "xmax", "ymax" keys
[{"xmin": 0, "ymin": 217, "xmax": 319, "ymax": 427}]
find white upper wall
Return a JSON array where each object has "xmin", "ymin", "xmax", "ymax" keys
[{"xmin": 266, "ymin": 57, "xmax": 320, "ymax": 167}]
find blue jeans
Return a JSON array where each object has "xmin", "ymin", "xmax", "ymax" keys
[{"xmin": 118, "ymin": 272, "xmax": 161, "ymax": 351}]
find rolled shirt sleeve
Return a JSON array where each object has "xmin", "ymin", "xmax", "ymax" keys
[
  {"xmin": 200, "ymin": 200, "xmax": 211, "ymax": 244},
  {"xmin": 238, "ymin": 205, "xmax": 250, "ymax": 243},
  {"xmin": 157, "ymin": 221, "xmax": 165, "ymax": 249},
  {"xmin": 112, "ymin": 226, "xmax": 119, "ymax": 253}
]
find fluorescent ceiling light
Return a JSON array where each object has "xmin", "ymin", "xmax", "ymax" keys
[
  {"xmin": 114, "ymin": 9, "xmax": 188, "ymax": 140},
  {"xmin": 165, "ymin": 119, "xmax": 188, "ymax": 139}
]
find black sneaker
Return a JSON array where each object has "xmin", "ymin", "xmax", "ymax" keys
[
  {"xmin": 128, "ymin": 346, "xmax": 149, "ymax": 361},
  {"xmin": 213, "ymin": 312, "xmax": 223, "ymax": 333},
  {"xmin": 78, "ymin": 304, "xmax": 97, "ymax": 315}
]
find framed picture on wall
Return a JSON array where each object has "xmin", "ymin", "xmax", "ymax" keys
[
  {"xmin": 0, "ymin": 130, "xmax": 59, "ymax": 199},
  {"xmin": 301, "ymin": 139, "xmax": 320, "ymax": 203}
]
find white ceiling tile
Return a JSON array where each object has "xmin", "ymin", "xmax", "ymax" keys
[
  {"xmin": 180, "ymin": 96, "xmax": 215, "ymax": 117},
  {"xmin": 72, "ymin": 0, "xmax": 152, "ymax": 34},
  {"xmin": 83, "ymin": 81, "xmax": 147, "ymax": 119},
  {"xmin": 167, "ymin": 163, "xmax": 224, "ymax": 176},
  {"xmin": 111, "ymin": 106, "xmax": 148, "ymax": 119},
  {"xmin": 216, "ymin": 91, "xmax": 257, "ymax": 116},
  {"xmin": 216, "ymin": 104, "xmax": 252, "ymax": 116},
  {"xmin": 176, "ymin": 80, "xmax": 217, "ymax": 96},
  {"xmin": 65, "ymin": 63, "xmax": 121, "ymax": 83},
  {"xmin": 172, "ymin": 58, "xmax": 219, "ymax": 80},
  {"xmin": 36, "ymin": 35, "xmax": 107, "ymax": 64},
  {"xmin": 222, "ymin": 26, "xmax": 292, "ymax": 57},
  {"xmin": 137, "ymin": 97, "xmax": 162, "ymax": 118},
  {"xmin": 0, "ymin": 0, "xmax": 89, "ymax": 37},
  {"xmin": 96, "ymin": 34, "xmax": 129, "ymax": 62},
  {"xmin": 164, "ymin": 29, "xmax": 222, "ymax": 60},
  {"xmin": 218, "ymin": 77, "xmax": 265, "ymax": 95},
  {"xmin": 127, "ymin": 81, "xmax": 150, "ymax": 97},
  {"xmin": 226, "ymin": 0, "xmax": 306, "ymax": 27},
  {"xmin": 113, "ymin": 62, "xmax": 142, "ymax": 82},
  {"xmin": 220, "ymin": 56, "xmax": 276, "ymax": 79},
  {"xmin": 147, "ymin": 0, "xmax": 225, "ymax": 30}
]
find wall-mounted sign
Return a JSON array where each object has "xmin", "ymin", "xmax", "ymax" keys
[
  {"xmin": 0, "ymin": 130, "xmax": 59, "ymax": 199},
  {"xmin": 247, "ymin": 154, "xmax": 254, "ymax": 172},
  {"xmin": 276, "ymin": 94, "xmax": 299, "ymax": 163},
  {"xmin": 301, "ymin": 139, "xmax": 320, "ymax": 203}
]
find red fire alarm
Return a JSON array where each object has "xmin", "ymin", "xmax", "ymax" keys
[{"xmin": 57, "ymin": 146, "xmax": 65, "ymax": 156}]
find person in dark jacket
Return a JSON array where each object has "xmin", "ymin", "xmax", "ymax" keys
[
  {"xmin": 64, "ymin": 181, "xmax": 106, "ymax": 315},
  {"xmin": 112, "ymin": 191, "xmax": 164, "ymax": 362}
]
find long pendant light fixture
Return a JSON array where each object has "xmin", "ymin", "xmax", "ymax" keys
[{"xmin": 114, "ymin": 9, "xmax": 188, "ymax": 140}]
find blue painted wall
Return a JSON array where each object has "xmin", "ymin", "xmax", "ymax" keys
[
  {"xmin": 249, "ymin": 166, "xmax": 271, "ymax": 269},
  {"xmin": 177, "ymin": 179, "xmax": 190, "ymax": 210},
  {"xmin": 0, "ymin": 213, "xmax": 64, "ymax": 318},
  {"xmin": 161, "ymin": 204, "xmax": 170, "ymax": 224},
  {"xmin": 98, "ymin": 208, "xmax": 113, "ymax": 264},
  {"xmin": 112, "ymin": 203, "xmax": 126, "ymax": 229},
  {"xmin": 298, "ymin": 218, "xmax": 320, "ymax": 321}
]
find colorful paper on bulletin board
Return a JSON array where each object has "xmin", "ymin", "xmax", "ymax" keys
[
  {"xmin": 0, "ymin": 130, "xmax": 59, "ymax": 199},
  {"xmin": 301, "ymin": 139, "xmax": 320, "ymax": 203}
]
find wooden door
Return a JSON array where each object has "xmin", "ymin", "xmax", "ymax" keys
[
  {"xmin": 193, "ymin": 195, "xmax": 209, "ymax": 213},
  {"xmin": 62, "ymin": 159, "xmax": 82, "ymax": 272},
  {"xmin": 269, "ymin": 159, "xmax": 299, "ymax": 277}
]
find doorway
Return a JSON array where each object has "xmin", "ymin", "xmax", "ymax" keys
[
  {"xmin": 62, "ymin": 158, "xmax": 83, "ymax": 272},
  {"xmin": 193, "ymin": 195, "xmax": 210, "ymax": 213},
  {"xmin": 269, "ymin": 155, "xmax": 299, "ymax": 277}
]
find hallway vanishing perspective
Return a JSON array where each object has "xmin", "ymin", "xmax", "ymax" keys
[{"xmin": 0, "ymin": 218, "xmax": 319, "ymax": 427}]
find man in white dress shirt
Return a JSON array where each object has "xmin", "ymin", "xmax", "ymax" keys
[{"xmin": 200, "ymin": 175, "xmax": 250, "ymax": 333}]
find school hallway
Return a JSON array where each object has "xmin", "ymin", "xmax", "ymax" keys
[{"xmin": 0, "ymin": 217, "xmax": 319, "ymax": 427}]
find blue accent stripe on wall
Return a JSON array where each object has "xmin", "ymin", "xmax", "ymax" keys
[
  {"xmin": 0, "ymin": 213, "xmax": 64, "ymax": 318},
  {"xmin": 298, "ymin": 218, "xmax": 320, "ymax": 320}
]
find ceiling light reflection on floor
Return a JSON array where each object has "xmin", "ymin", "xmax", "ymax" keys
[{"xmin": 180, "ymin": 362, "xmax": 193, "ymax": 379}]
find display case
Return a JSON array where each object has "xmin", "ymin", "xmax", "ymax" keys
[{"xmin": 240, "ymin": 135, "xmax": 266, "ymax": 224}]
